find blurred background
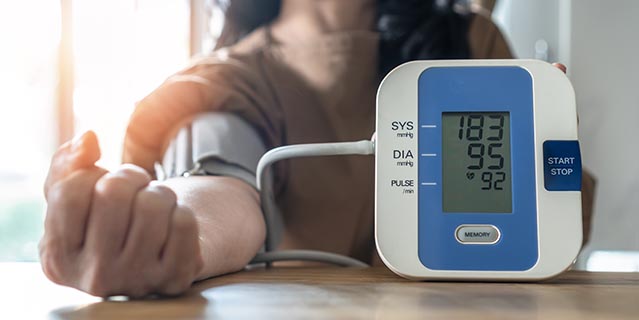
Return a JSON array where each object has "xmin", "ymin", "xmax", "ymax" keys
[{"xmin": 0, "ymin": 0, "xmax": 637, "ymax": 271}]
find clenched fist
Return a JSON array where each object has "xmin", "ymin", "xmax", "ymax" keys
[{"xmin": 40, "ymin": 131, "xmax": 203, "ymax": 297}]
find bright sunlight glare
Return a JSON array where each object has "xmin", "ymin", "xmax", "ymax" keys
[
  {"xmin": 0, "ymin": 0, "xmax": 60, "ymax": 261},
  {"xmin": 73, "ymin": 0, "xmax": 190, "ymax": 170}
]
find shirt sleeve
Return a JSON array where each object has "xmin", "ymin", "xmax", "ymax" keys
[
  {"xmin": 160, "ymin": 112, "xmax": 266, "ymax": 189},
  {"xmin": 122, "ymin": 49, "xmax": 285, "ymax": 175}
]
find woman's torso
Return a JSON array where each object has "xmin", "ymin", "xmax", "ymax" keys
[{"xmin": 123, "ymin": 13, "xmax": 512, "ymax": 264}]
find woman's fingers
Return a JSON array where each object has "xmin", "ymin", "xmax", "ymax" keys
[
  {"xmin": 40, "ymin": 166, "xmax": 108, "ymax": 284},
  {"xmin": 43, "ymin": 167, "xmax": 109, "ymax": 249},
  {"xmin": 123, "ymin": 184, "xmax": 177, "ymax": 262},
  {"xmin": 85, "ymin": 165, "xmax": 152, "ymax": 259},
  {"xmin": 159, "ymin": 205, "xmax": 203, "ymax": 295},
  {"xmin": 552, "ymin": 62, "xmax": 567, "ymax": 74}
]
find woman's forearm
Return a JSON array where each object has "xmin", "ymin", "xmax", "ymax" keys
[{"xmin": 161, "ymin": 176, "xmax": 266, "ymax": 280}]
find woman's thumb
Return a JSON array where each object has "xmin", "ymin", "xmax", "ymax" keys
[
  {"xmin": 44, "ymin": 131, "xmax": 102, "ymax": 197},
  {"xmin": 69, "ymin": 130, "xmax": 101, "ymax": 169}
]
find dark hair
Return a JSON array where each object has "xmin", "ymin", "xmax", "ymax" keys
[{"xmin": 214, "ymin": 0, "xmax": 472, "ymax": 77}]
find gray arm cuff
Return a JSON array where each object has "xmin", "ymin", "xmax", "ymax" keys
[{"xmin": 160, "ymin": 112, "xmax": 266, "ymax": 189}]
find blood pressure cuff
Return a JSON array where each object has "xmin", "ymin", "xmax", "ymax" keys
[{"xmin": 159, "ymin": 112, "xmax": 266, "ymax": 189}]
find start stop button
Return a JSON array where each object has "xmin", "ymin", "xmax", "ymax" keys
[{"xmin": 543, "ymin": 140, "xmax": 582, "ymax": 191}]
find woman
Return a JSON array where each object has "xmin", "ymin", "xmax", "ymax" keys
[{"xmin": 40, "ymin": 0, "xmax": 593, "ymax": 297}]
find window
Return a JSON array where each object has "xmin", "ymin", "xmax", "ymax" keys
[
  {"xmin": 0, "ymin": 1, "xmax": 60, "ymax": 261},
  {"xmin": 73, "ymin": 0, "xmax": 191, "ymax": 169},
  {"xmin": 0, "ymin": 0, "xmax": 205, "ymax": 261}
]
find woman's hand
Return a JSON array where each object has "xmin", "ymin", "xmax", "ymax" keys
[{"xmin": 40, "ymin": 131, "xmax": 203, "ymax": 298}]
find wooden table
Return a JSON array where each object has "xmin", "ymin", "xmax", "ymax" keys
[{"xmin": 2, "ymin": 263, "xmax": 638, "ymax": 319}]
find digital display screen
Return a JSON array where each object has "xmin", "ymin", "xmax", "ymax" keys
[{"xmin": 442, "ymin": 112, "xmax": 513, "ymax": 213}]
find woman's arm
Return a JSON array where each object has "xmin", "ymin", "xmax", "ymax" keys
[
  {"xmin": 40, "ymin": 131, "xmax": 264, "ymax": 297},
  {"xmin": 161, "ymin": 176, "xmax": 265, "ymax": 280}
]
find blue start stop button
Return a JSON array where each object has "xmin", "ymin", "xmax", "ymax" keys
[{"xmin": 543, "ymin": 140, "xmax": 582, "ymax": 191}]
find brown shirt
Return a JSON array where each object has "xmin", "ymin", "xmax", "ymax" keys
[{"xmin": 123, "ymin": 14, "xmax": 513, "ymax": 264}]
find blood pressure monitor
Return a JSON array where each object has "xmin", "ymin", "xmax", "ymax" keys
[
  {"xmin": 253, "ymin": 59, "xmax": 583, "ymax": 280},
  {"xmin": 375, "ymin": 60, "xmax": 583, "ymax": 280}
]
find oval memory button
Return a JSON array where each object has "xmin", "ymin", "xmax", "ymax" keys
[{"xmin": 455, "ymin": 225, "xmax": 501, "ymax": 244}]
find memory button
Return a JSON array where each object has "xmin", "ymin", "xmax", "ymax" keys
[{"xmin": 455, "ymin": 225, "xmax": 501, "ymax": 244}]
